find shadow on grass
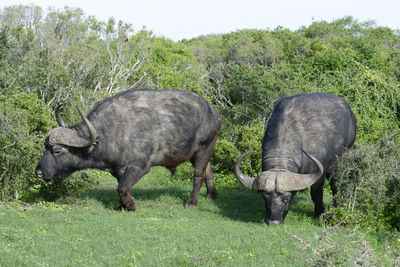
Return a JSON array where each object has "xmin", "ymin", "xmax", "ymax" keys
[
  {"xmin": 78, "ymin": 185, "xmax": 261, "ymax": 223},
  {"xmin": 78, "ymin": 186, "xmax": 189, "ymax": 210},
  {"xmin": 79, "ymin": 188, "xmax": 119, "ymax": 210},
  {"xmin": 77, "ymin": 181, "xmax": 316, "ymax": 224},
  {"xmin": 212, "ymin": 188, "xmax": 317, "ymax": 224},
  {"xmin": 289, "ymin": 192, "xmax": 316, "ymax": 218},
  {"xmin": 212, "ymin": 188, "xmax": 265, "ymax": 223}
]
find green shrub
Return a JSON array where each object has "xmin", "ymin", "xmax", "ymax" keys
[
  {"xmin": 235, "ymin": 118, "xmax": 264, "ymax": 174},
  {"xmin": 212, "ymin": 139, "xmax": 241, "ymax": 174},
  {"xmin": 0, "ymin": 93, "xmax": 98, "ymax": 201},
  {"xmin": 170, "ymin": 162, "xmax": 193, "ymax": 183},
  {"xmin": 326, "ymin": 135, "xmax": 400, "ymax": 230},
  {"xmin": 211, "ymin": 139, "xmax": 241, "ymax": 188},
  {"xmin": 33, "ymin": 171, "xmax": 99, "ymax": 201},
  {"xmin": 210, "ymin": 118, "xmax": 264, "ymax": 188},
  {"xmin": 0, "ymin": 93, "xmax": 54, "ymax": 200}
]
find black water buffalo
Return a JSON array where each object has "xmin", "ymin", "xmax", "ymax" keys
[
  {"xmin": 36, "ymin": 89, "xmax": 221, "ymax": 210},
  {"xmin": 235, "ymin": 93, "xmax": 356, "ymax": 225}
]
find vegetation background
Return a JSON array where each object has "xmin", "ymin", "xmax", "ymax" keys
[{"xmin": 0, "ymin": 5, "xmax": 399, "ymax": 265}]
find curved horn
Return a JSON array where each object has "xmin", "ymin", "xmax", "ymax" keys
[
  {"xmin": 235, "ymin": 150, "xmax": 278, "ymax": 191},
  {"xmin": 48, "ymin": 107, "xmax": 97, "ymax": 148},
  {"xmin": 55, "ymin": 105, "xmax": 67, "ymax": 127},
  {"xmin": 76, "ymin": 107, "xmax": 97, "ymax": 147},
  {"xmin": 235, "ymin": 150, "xmax": 255, "ymax": 189},
  {"xmin": 275, "ymin": 149, "xmax": 324, "ymax": 192}
]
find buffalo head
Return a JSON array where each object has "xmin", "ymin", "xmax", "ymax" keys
[
  {"xmin": 35, "ymin": 107, "xmax": 97, "ymax": 181},
  {"xmin": 235, "ymin": 149, "xmax": 323, "ymax": 225}
]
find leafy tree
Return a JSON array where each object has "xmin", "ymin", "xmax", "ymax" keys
[{"xmin": 140, "ymin": 37, "xmax": 208, "ymax": 94}]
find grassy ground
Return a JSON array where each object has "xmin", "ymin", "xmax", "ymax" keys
[{"xmin": 0, "ymin": 167, "xmax": 397, "ymax": 266}]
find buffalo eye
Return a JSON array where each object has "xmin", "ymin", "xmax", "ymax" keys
[
  {"xmin": 281, "ymin": 196, "xmax": 292, "ymax": 205},
  {"xmin": 51, "ymin": 146, "xmax": 64, "ymax": 156},
  {"xmin": 279, "ymin": 192, "xmax": 292, "ymax": 205}
]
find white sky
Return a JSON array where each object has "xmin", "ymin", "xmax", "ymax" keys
[{"xmin": 1, "ymin": 0, "xmax": 399, "ymax": 41}]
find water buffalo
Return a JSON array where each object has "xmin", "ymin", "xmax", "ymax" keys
[
  {"xmin": 235, "ymin": 93, "xmax": 356, "ymax": 225},
  {"xmin": 36, "ymin": 89, "xmax": 221, "ymax": 210}
]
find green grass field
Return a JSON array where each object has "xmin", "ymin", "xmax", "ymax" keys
[{"xmin": 0, "ymin": 167, "xmax": 397, "ymax": 266}]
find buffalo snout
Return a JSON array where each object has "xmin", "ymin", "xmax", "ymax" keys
[
  {"xmin": 266, "ymin": 219, "xmax": 283, "ymax": 225},
  {"xmin": 35, "ymin": 168, "xmax": 43, "ymax": 178},
  {"xmin": 35, "ymin": 166, "xmax": 52, "ymax": 181},
  {"xmin": 35, "ymin": 160, "xmax": 55, "ymax": 181}
]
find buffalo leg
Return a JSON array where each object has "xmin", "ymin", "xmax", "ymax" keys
[
  {"xmin": 185, "ymin": 136, "xmax": 218, "ymax": 207},
  {"xmin": 327, "ymin": 172, "xmax": 338, "ymax": 206},
  {"xmin": 185, "ymin": 171, "xmax": 205, "ymax": 207},
  {"xmin": 204, "ymin": 162, "xmax": 217, "ymax": 199},
  {"xmin": 203, "ymin": 134, "xmax": 219, "ymax": 200},
  {"xmin": 310, "ymin": 178, "xmax": 325, "ymax": 218},
  {"xmin": 117, "ymin": 165, "xmax": 149, "ymax": 211}
]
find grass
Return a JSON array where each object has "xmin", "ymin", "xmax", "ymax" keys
[{"xmin": 0, "ymin": 167, "xmax": 398, "ymax": 266}]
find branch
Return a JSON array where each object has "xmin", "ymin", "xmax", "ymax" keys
[{"xmin": 0, "ymin": 141, "xmax": 17, "ymax": 151}]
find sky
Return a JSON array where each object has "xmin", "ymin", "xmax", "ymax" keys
[{"xmin": 0, "ymin": 0, "xmax": 399, "ymax": 41}]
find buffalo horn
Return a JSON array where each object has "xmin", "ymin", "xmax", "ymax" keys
[
  {"xmin": 48, "ymin": 107, "xmax": 97, "ymax": 148},
  {"xmin": 234, "ymin": 150, "xmax": 256, "ymax": 189},
  {"xmin": 55, "ymin": 105, "xmax": 67, "ymax": 127},
  {"xmin": 235, "ymin": 151, "xmax": 278, "ymax": 191},
  {"xmin": 275, "ymin": 149, "xmax": 324, "ymax": 192},
  {"xmin": 76, "ymin": 107, "xmax": 97, "ymax": 147},
  {"xmin": 235, "ymin": 149, "xmax": 324, "ymax": 192}
]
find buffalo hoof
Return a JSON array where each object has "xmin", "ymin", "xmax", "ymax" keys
[
  {"xmin": 117, "ymin": 205, "xmax": 136, "ymax": 212},
  {"xmin": 184, "ymin": 199, "xmax": 198, "ymax": 208},
  {"xmin": 117, "ymin": 205, "xmax": 136, "ymax": 211},
  {"xmin": 314, "ymin": 206, "xmax": 325, "ymax": 218},
  {"xmin": 265, "ymin": 219, "xmax": 283, "ymax": 225},
  {"xmin": 206, "ymin": 191, "xmax": 218, "ymax": 200},
  {"xmin": 118, "ymin": 196, "xmax": 136, "ymax": 211}
]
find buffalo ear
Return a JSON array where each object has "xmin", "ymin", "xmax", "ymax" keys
[{"xmin": 87, "ymin": 136, "xmax": 100, "ymax": 154}]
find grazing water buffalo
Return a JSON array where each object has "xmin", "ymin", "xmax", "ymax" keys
[
  {"xmin": 235, "ymin": 93, "xmax": 356, "ymax": 225},
  {"xmin": 36, "ymin": 89, "xmax": 221, "ymax": 210}
]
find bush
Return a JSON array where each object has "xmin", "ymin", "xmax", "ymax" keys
[
  {"xmin": 0, "ymin": 93, "xmax": 54, "ymax": 200},
  {"xmin": 0, "ymin": 93, "xmax": 98, "ymax": 201},
  {"xmin": 326, "ymin": 135, "xmax": 400, "ymax": 230},
  {"xmin": 33, "ymin": 171, "xmax": 99, "ymax": 201},
  {"xmin": 211, "ymin": 139, "xmax": 241, "ymax": 188},
  {"xmin": 170, "ymin": 162, "xmax": 193, "ymax": 183},
  {"xmin": 288, "ymin": 223, "xmax": 400, "ymax": 266},
  {"xmin": 210, "ymin": 118, "xmax": 264, "ymax": 188},
  {"xmin": 212, "ymin": 139, "xmax": 241, "ymax": 174}
]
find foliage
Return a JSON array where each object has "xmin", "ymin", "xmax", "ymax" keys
[
  {"xmin": 33, "ymin": 171, "xmax": 99, "ymax": 201},
  {"xmin": 287, "ymin": 222, "xmax": 399, "ymax": 266},
  {"xmin": 208, "ymin": 118, "xmax": 264, "ymax": 188},
  {"xmin": 141, "ymin": 37, "xmax": 208, "ymax": 94},
  {"xmin": 0, "ymin": 93, "xmax": 53, "ymax": 200},
  {"xmin": 187, "ymin": 16, "xmax": 400, "ymax": 144},
  {"xmin": 326, "ymin": 135, "xmax": 400, "ymax": 230},
  {"xmin": 0, "ymin": 5, "xmax": 151, "ymax": 110}
]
